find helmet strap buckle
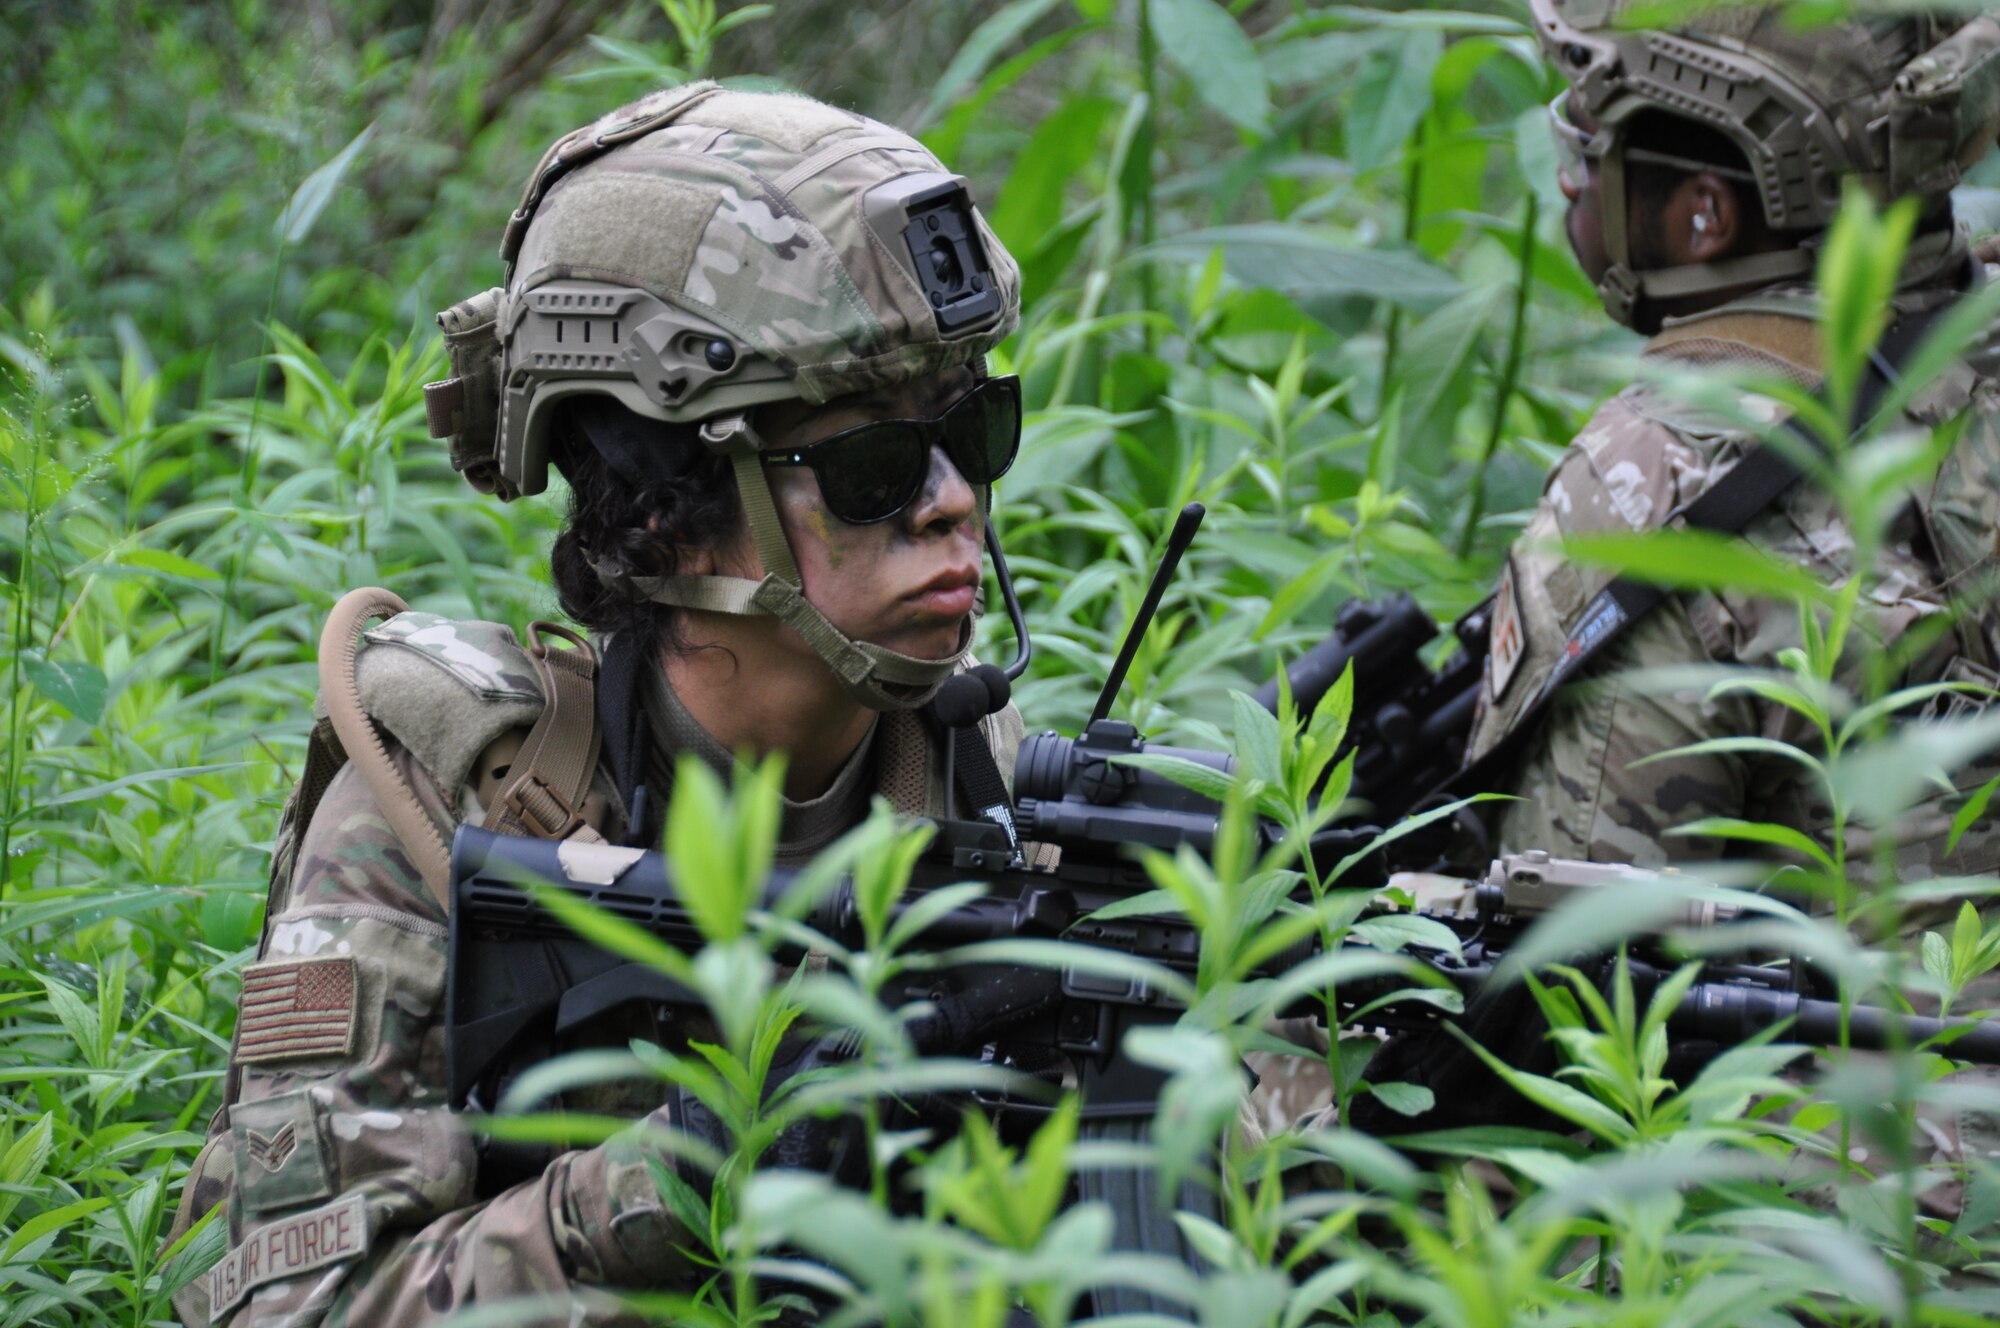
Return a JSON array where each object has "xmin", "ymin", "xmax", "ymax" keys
[{"xmin": 1598, "ymin": 265, "xmax": 1643, "ymax": 329}]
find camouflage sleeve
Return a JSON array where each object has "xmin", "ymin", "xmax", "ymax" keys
[
  {"xmin": 1491, "ymin": 599, "xmax": 1758, "ymax": 865},
  {"xmin": 200, "ymin": 757, "xmax": 693, "ymax": 1327},
  {"xmin": 1461, "ymin": 382, "xmax": 1953, "ymax": 867}
]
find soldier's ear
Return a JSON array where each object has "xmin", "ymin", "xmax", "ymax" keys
[{"xmin": 1672, "ymin": 173, "xmax": 1740, "ymax": 264}]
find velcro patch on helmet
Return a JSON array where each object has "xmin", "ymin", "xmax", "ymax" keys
[
  {"xmin": 516, "ymin": 173, "xmax": 721, "ymax": 295},
  {"xmin": 684, "ymin": 91, "xmax": 866, "ymax": 153}
]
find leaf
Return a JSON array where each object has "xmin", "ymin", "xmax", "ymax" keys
[
  {"xmin": 883, "ymin": 880, "xmax": 991, "ymax": 954},
  {"xmin": 1668, "ymin": 816, "xmax": 1836, "ymax": 873},
  {"xmin": 1283, "ymin": 1261, "xmax": 1370, "ymax": 1328},
  {"xmin": 1830, "ymin": 709, "xmax": 2000, "ymax": 833},
  {"xmin": 921, "ymin": 0, "xmax": 1066, "ymax": 124},
  {"xmin": 989, "ymin": 95, "xmax": 1119, "ymax": 257},
  {"xmin": 1231, "ymin": 689, "xmax": 1283, "ymax": 788},
  {"xmin": 1556, "ymin": 529, "xmax": 1833, "ymax": 603},
  {"xmin": 1080, "ymin": 887, "xmax": 1185, "ymax": 924},
  {"xmin": 20, "ymin": 654, "xmax": 107, "ymax": 724},
  {"xmin": 1450, "ymin": 1026, "xmax": 1634, "ymax": 1144},
  {"xmin": 3, "ymin": 1197, "xmax": 112, "ymax": 1261},
  {"xmin": 1111, "ymin": 752, "xmax": 1241, "ymax": 804},
  {"xmin": 1365, "ymin": 1080, "xmax": 1435, "ymax": 1117},
  {"xmin": 1923, "ymin": 929, "xmax": 1954, "ymax": 987},
  {"xmin": 1148, "ymin": 0, "xmax": 1270, "ymax": 134},
  {"xmin": 33, "ymin": 761, "xmax": 246, "ymax": 808},
  {"xmin": 1143, "ymin": 224, "xmax": 1463, "ymax": 315},
  {"xmin": 520, "ymin": 878, "xmax": 697, "ymax": 992},
  {"xmin": 1386, "ymin": 279, "xmax": 1503, "ymax": 472},
  {"xmin": 1346, "ymin": 29, "xmax": 1441, "ymax": 172},
  {"xmin": 118, "ymin": 546, "xmax": 222, "ymax": 580},
  {"xmin": 924, "ymin": 938, "xmax": 1196, "ymax": 1005},
  {"xmin": 1348, "ymin": 912, "xmax": 1463, "ymax": 958},
  {"xmin": 0, "ymin": 1115, "xmax": 54, "ymax": 1227},
  {"xmin": 1949, "ymin": 771, "xmax": 2000, "ymax": 855},
  {"xmin": 275, "ymin": 123, "xmax": 376, "ymax": 245}
]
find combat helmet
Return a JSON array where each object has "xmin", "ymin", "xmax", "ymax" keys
[
  {"xmin": 423, "ymin": 82, "xmax": 1022, "ymax": 710},
  {"xmin": 1528, "ymin": 0, "xmax": 2000, "ymax": 327}
]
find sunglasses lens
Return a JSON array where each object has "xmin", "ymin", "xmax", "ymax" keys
[
  {"xmin": 815, "ymin": 426, "xmax": 926, "ymax": 523},
  {"xmin": 944, "ymin": 377, "xmax": 1022, "ymax": 483}
]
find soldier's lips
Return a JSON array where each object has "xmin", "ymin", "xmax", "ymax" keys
[{"xmin": 906, "ymin": 568, "xmax": 979, "ymax": 617}]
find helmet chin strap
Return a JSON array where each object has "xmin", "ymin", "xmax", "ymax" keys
[
  {"xmin": 596, "ymin": 414, "xmax": 970, "ymax": 712},
  {"xmin": 1596, "ymin": 249, "xmax": 1820, "ymax": 330}
]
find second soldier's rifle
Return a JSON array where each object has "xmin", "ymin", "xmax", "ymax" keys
[{"xmin": 1249, "ymin": 590, "xmax": 1488, "ymax": 828}]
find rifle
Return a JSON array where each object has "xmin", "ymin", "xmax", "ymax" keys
[
  {"xmin": 1249, "ymin": 590, "xmax": 1487, "ymax": 828},
  {"xmin": 446, "ymin": 824, "xmax": 2000, "ymax": 1122},
  {"xmin": 443, "ymin": 503, "xmax": 2000, "ymax": 1316}
]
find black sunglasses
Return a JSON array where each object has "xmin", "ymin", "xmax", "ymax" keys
[{"xmin": 760, "ymin": 375, "xmax": 1021, "ymax": 525}]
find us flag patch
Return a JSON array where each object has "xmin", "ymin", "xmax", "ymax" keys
[
  {"xmin": 237, "ymin": 957, "xmax": 358, "ymax": 1064},
  {"xmin": 1488, "ymin": 559, "xmax": 1527, "ymax": 702}
]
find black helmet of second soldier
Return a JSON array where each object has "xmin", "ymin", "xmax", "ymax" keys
[
  {"xmin": 423, "ymin": 83, "xmax": 1023, "ymax": 711},
  {"xmin": 1530, "ymin": 0, "xmax": 2000, "ymax": 329}
]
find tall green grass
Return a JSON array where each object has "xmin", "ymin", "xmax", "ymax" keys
[{"xmin": 3, "ymin": 1, "xmax": 1998, "ymax": 1324}]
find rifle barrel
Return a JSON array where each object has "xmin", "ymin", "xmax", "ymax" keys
[{"xmin": 1678, "ymin": 981, "xmax": 2000, "ymax": 1066}]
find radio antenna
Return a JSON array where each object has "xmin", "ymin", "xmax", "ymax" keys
[{"xmin": 1088, "ymin": 502, "xmax": 1205, "ymax": 726}]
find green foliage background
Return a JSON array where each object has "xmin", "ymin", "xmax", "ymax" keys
[{"xmin": 4, "ymin": 2, "xmax": 1998, "ymax": 1324}]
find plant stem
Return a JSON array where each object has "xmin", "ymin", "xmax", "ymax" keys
[
  {"xmin": 1457, "ymin": 189, "xmax": 1538, "ymax": 559},
  {"xmin": 1136, "ymin": 0, "xmax": 1159, "ymax": 358},
  {"xmin": 1378, "ymin": 118, "xmax": 1428, "ymax": 408}
]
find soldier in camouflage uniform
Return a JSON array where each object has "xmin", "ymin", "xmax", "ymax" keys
[
  {"xmin": 1253, "ymin": 4, "xmax": 2000, "ymax": 1209},
  {"xmin": 166, "ymin": 84, "xmax": 1036, "ymax": 1325},
  {"xmin": 1475, "ymin": 2, "xmax": 2000, "ymax": 876},
  {"xmin": 1472, "ymin": 0, "xmax": 2000, "ymax": 1242}
]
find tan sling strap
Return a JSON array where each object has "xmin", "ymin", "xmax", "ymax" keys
[
  {"xmin": 483, "ymin": 621, "xmax": 606, "ymax": 843},
  {"xmin": 319, "ymin": 588, "xmax": 455, "ymax": 911}
]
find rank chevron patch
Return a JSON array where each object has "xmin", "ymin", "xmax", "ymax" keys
[{"xmin": 244, "ymin": 1123, "xmax": 299, "ymax": 1172}]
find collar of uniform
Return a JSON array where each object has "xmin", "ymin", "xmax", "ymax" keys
[{"xmin": 638, "ymin": 662, "xmax": 879, "ymax": 862}]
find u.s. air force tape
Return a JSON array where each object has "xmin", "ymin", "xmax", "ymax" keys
[{"xmin": 209, "ymin": 1191, "xmax": 369, "ymax": 1321}]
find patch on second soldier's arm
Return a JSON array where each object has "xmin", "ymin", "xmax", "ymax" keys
[
  {"xmin": 1489, "ymin": 559, "xmax": 1527, "ymax": 701},
  {"xmin": 237, "ymin": 956, "xmax": 358, "ymax": 1064}
]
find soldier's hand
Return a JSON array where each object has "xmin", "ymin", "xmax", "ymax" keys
[{"xmin": 671, "ymin": 1032, "xmax": 872, "ymax": 1190}]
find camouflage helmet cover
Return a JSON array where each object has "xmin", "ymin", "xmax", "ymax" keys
[
  {"xmin": 426, "ymin": 82, "xmax": 1023, "ymax": 499},
  {"xmin": 1528, "ymin": 0, "xmax": 2000, "ymax": 324}
]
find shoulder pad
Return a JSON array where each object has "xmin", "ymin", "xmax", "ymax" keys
[
  {"xmin": 362, "ymin": 612, "xmax": 544, "ymax": 699},
  {"xmin": 354, "ymin": 612, "xmax": 546, "ymax": 798},
  {"xmin": 1548, "ymin": 394, "xmax": 1697, "ymax": 536}
]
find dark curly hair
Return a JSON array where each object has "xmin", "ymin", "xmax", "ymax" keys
[{"xmin": 548, "ymin": 396, "xmax": 744, "ymax": 653}]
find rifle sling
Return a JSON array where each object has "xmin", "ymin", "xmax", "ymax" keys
[
  {"xmin": 595, "ymin": 631, "xmax": 654, "ymax": 846},
  {"xmin": 951, "ymin": 721, "xmax": 1020, "ymax": 849},
  {"xmin": 1449, "ymin": 303, "xmax": 1949, "ymax": 804},
  {"xmin": 482, "ymin": 622, "xmax": 605, "ymax": 844}
]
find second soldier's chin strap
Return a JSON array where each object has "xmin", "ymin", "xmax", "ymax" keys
[{"xmin": 594, "ymin": 414, "xmax": 969, "ymax": 713}]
